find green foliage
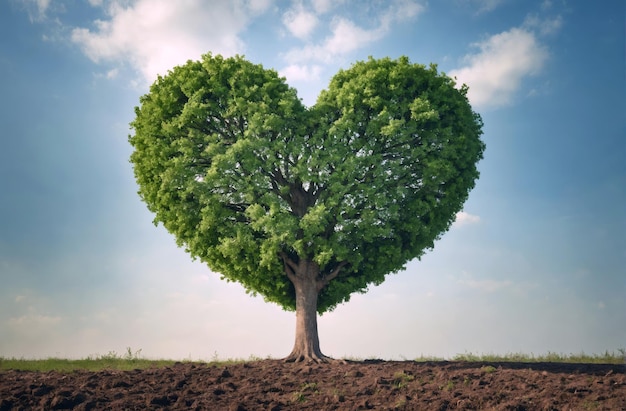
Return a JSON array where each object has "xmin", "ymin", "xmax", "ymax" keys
[{"xmin": 129, "ymin": 54, "xmax": 485, "ymax": 313}]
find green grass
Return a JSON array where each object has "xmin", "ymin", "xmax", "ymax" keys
[
  {"xmin": 0, "ymin": 347, "xmax": 255, "ymax": 372},
  {"xmin": 0, "ymin": 348, "xmax": 180, "ymax": 372},
  {"xmin": 1, "ymin": 348, "xmax": 624, "ymax": 372},
  {"xmin": 446, "ymin": 349, "xmax": 625, "ymax": 364}
]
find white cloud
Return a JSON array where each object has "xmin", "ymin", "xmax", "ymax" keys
[
  {"xmin": 247, "ymin": 0, "xmax": 273, "ymax": 14},
  {"xmin": 14, "ymin": 295, "xmax": 26, "ymax": 303},
  {"xmin": 106, "ymin": 68, "xmax": 119, "ymax": 79},
  {"xmin": 71, "ymin": 0, "xmax": 263, "ymax": 83},
  {"xmin": 381, "ymin": 0, "xmax": 426, "ymax": 27},
  {"xmin": 283, "ymin": 4, "xmax": 318, "ymax": 40},
  {"xmin": 284, "ymin": 18, "xmax": 383, "ymax": 64},
  {"xmin": 449, "ymin": 27, "xmax": 548, "ymax": 109},
  {"xmin": 18, "ymin": 0, "xmax": 51, "ymax": 21},
  {"xmin": 475, "ymin": 0, "xmax": 504, "ymax": 13},
  {"xmin": 283, "ymin": 1, "xmax": 424, "ymax": 64},
  {"xmin": 325, "ymin": 18, "xmax": 384, "ymax": 55},
  {"xmin": 279, "ymin": 64, "xmax": 322, "ymax": 83},
  {"xmin": 460, "ymin": 0, "xmax": 506, "ymax": 14},
  {"xmin": 453, "ymin": 211, "xmax": 481, "ymax": 227},
  {"xmin": 524, "ymin": 14, "xmax": 563, "ymax": 36},
  {"xmin": 311, "ymin": 0, "xmax": 334, "ymax": 14}
]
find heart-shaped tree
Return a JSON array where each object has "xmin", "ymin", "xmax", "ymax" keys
[{"xmin": 130, "ymin": 54, "xmax": 485, "ymax": 362}]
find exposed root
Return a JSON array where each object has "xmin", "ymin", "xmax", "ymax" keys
[{"xmin": 283, "ymin": 352, "xmax": 347, "ymax": 364}]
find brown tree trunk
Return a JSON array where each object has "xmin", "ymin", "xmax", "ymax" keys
[
  {"xmin": 280, "ymin": 253, "xmax": 348, "ymax": 363},
  {"xmin": 282, "ymin": 258, "xmax": 331, "ymax": 363}
]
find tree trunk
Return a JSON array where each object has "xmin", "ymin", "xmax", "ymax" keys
[{"xmin": 283, "ymin": 259, "xmax": 331, "ymax": 363}]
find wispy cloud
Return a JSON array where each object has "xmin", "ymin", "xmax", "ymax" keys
[
  {"xmin": 16, "ymin": 0, "xmax": 52, "ymax": 22},
  {"xmin": 70, "ymin": 0, "xmax": 270, "ymax": 83},
  {"xmin": 453, "ymin": 211, "xmax": 481, "ymax": 228},
  {"xmin": 461, "ymin": 0, "xmax": 507, "ymax": 15},
  {"xmin": 282, "ymin": 0, "xmax": 425, "ymax": 68},
  {"xmin": 311, "ymin": 0, "xmax": 337, "ymax": 14},
  {"xmin": 524, "ymin": 14, "xmax": 563, "ymax": 36},
  {"xmin": 283, "ymin": 17, "xmax": 383, "ymax": 64},
  {"xmin": 540, "ymin": 0, "xmax": 553, "ymax": 11},
  {"xmin": 248, "ymin": 0, "xmax": 273, "ymax": 14},
  {"xmin": 449, "ymin": 27, "xmax": 549, "ymax": 109},
  {"xmin": 381, "ymin": 0, "xmax": 426, "ymax": 26}
]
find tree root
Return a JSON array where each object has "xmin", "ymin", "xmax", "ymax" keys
[{"xmin": 283, "ymin": 352, "xmax": 347, "ymax": 364}]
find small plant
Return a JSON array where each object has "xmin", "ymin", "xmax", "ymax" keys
[
  {"xmin": 291, "ymin": 392, "xmax": 306, "ymax": 403},
  {"xmin": 124, "ymin": 347, "xmax": 142, "ymax": 361},
  {"xmin": 100, "ymin": 350, "xmax": 120, "ymax": 361},
  {"xmin": 392, "ymin": 371, "xmax": 414, "ymax": 389},
  {"xmin": 291, "ymin": 381, "xmax": 318, "ymax": 403},
  {"xmin": 439, "ymin": 380, "xmax": 455, "ymax": 391},
  {"xmin": 481, "ymin": 365, "xmax": 497, "ymax": 373}
]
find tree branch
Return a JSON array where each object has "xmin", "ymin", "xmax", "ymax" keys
[
  {"xmin": 317, "ymin": 261, "xmax": 348, "ymax": 291},
  {"xmin": 280, "ymin": 252, "xmax": 298, "ymax": 283}
]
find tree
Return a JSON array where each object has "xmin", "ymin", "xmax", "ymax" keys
[{"xmin": 129, "ymin": 54, "xmax": 485, "ymax": 362}]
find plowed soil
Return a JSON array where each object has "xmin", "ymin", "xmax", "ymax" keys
[{"xmin": 1, "ymin": 360, "xmax": 624, "ymax": 410}]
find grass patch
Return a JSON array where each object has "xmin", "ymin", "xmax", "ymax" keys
[
  {"xmin": 0, "ymin": 348, "xmax": 180, "ymax": 372},
  {"xmin": 0, "ymin": 348, "xmax": 271, "ymax": 372},
  {"xmin": 414, "ymin": 354, "xmax": 447, "ymax": 362},
  {"xmin": 450, "ymin": 349, "xmax": 625, "ymax": 364}
]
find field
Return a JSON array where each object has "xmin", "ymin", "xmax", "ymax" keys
[{"xmin": 1, "ymin": 351, "xmax": 624, "ymax": 410}]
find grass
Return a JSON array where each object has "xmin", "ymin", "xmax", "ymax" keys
[
  {"xmin": 1, "ymin": 348, "xmax": 624, "ymax": 372},
  {"xmin": 0, "ymin": 347, "xmax": 252, "ymax": 372},
  {"xmin": 0, "ymin": 348, "xmax": 180, "ymax": 372},
  {"xmin": 392, "ymin": 371, "xmax": 415, "ymax": 389},
  {"xmin": 445, "ymin": 349, "xmax": 625, "ymax": 364}
]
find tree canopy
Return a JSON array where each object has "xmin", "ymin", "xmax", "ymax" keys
[{"xmin": 130, "ymin": 54, "xmax": 484, "ymax": 314}]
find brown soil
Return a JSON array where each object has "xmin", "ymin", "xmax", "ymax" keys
[{"xmin": 1, "ymin": 360, "xmax": 624, "ymax": 410}]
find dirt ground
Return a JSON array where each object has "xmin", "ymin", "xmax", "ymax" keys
[{"xmin": 1, "ymin": 359, "xmax": 624, "ymax": 410}]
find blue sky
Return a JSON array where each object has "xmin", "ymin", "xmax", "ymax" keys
[{"xmin": 1, "ymin": 0, "xmax": 624, "ymax": 360}]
